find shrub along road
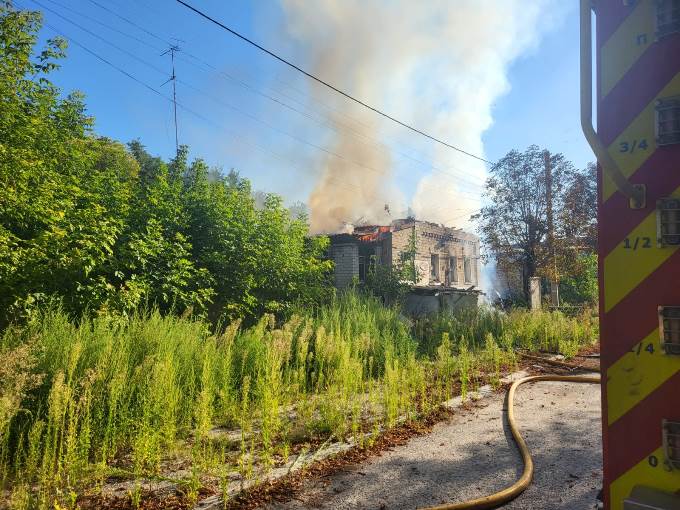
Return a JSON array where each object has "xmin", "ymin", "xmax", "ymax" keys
[{"xmin": 266, "ymin": 376, "xmax": 602, "ymax": 510}]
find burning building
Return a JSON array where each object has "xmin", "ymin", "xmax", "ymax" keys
[{"xmin": 328, "ymin": 219, "xmax": 482, "ymax": 313}]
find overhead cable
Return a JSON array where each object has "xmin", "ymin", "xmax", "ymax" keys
[
  {"xmin": 67, "ymin": 0, "xmax": 487, "ymax": 186},
  {"xmin": 32, "ymin": 0, "xmax": 484, "ymax": 195},
  {"xmin": 175, "ymin": 0, "xmax": 495, "ymax": 166},
  {"xmin": 28, "ymin": 20, "xmax": 400, "ymax": 200}
]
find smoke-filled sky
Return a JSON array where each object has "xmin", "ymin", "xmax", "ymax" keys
[
  {"xmin": 31, "ymin": 0, "xmax": 589, "ymax": 232},
  {"xmin": 280, "ymin": 0, "xmax": 566, "ymax": 232}
]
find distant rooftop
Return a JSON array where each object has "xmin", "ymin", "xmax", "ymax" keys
[{"xmin": 330, "ymin": 218, "xmax": 470, "ymax": 242}]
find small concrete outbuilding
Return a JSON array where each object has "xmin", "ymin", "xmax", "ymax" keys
[{"xmin": 328, "ymin": 219, "xmax": 482, "ymax": 314}]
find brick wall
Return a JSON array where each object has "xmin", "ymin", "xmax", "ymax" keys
[
  {"xmin": 329, "ymin": 243, "xmax": 358, "ymax": 288},
  {"xmin": 390, "ymin": 221, "xmax": 480, "ymax": 288}
]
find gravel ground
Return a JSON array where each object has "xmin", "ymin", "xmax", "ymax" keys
[{"xmin": 266, "ymin": 375, "xmax": 602, "ymax": 510}]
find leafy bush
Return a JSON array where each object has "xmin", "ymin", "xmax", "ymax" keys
[
  {"xmin": 559, "ymin": 252, "xmax": 598, "ymax": 306},
  {"xmin": 0, "ymin": 291, "xmax": 597, "ymax": 508},
  {"xmin": 414, "ymin": 306, "xmax": 597, "ymax": 358},
  {"xmin": 363, "ymin": 263, "xmax": 411, "ymax": 305},
  {"xmin": 0, "ymin": 295, "xmax": 420, "ymax": 506},
  {"xmin": 0, "ymin": 3, "xmax": 332, "ymax": 327}
]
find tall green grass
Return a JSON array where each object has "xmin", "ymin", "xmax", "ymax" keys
[
  {"xmin": 0, "ymin": 293, "xmax": 596, "ymax": 508},
  {"xmin": 413, "ymin": 306, "xmax": 597, "ymax": 359}
]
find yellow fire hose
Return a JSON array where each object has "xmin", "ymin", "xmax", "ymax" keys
[
  {"xmin": 422, "ymin": 374, "xmax": 601, "ymax": 510},
  {"xmin": 423, "ymin": 0, "xmax": 610, "ymax": 506}
]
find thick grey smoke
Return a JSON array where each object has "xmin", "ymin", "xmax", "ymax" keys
[{"xmin": 279, "ymin": 0, "xmax": 562, "ymax": 233}]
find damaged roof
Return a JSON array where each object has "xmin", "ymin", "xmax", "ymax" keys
[
  {"xmin": 328, "ymin": 218, "xmax": 471, "ymax": 244},
  {"xmin": 329, "ymin": 224, "xmax": 393, "ymax": 244}
]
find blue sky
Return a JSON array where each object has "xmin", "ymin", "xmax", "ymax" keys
[
  {"xmin": 23, "ymin": 0, "xmax": 593, "ymax": 209},
  {"xmin": 482, "ymin": 2, "xmax": 589, "ymax": 170}
]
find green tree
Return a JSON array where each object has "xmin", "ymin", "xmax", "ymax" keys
[
  {"xmin": 364, "ymin": 263, "xmax": 410, "ymax": 305},
  {"xmin": 0, "ymin": 3, "xmax": 132, "ymax": 322},
  {"xmin": 473, "ymin": 146, "xmax": 572, "ymax": 300},
  {"xmin": 552, "ymin": 164, "xmax": 598, "ymax": 306},
  {"xmin": 559, "ymin": 163, "xmax": 597, "ymax": 252},
  {"xmin": 179, "ymin": 161, "xmax": 332, "ymax": 322},
  {"xmin": 556, "ymin": 163, "xmax": 597, "ymax": 282},
  {"xmin": 559, "ymin": 252, "xmax": 597, "ymax": 306},
  {"xmin": 0, "ymin": 3, "xmax": 332, "ymax": 326}
]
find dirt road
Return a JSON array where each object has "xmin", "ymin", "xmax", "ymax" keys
[{"xmin": 267, "ymin": 375, "xmax": 602, "ymax": 510}]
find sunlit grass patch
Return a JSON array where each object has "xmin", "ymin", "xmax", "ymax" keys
[{"xmin": 0, "ymin": 294, "xmax": 597, "ymax": 508}]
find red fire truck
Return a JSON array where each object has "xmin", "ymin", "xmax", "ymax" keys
[{"xmin": 582, "ymin": 1, "xmax": 680, "ymax": 508}]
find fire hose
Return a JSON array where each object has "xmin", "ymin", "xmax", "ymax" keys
[
  {"xmin": 416, "ymin": 2, "xmax": 616, "ymax": 506},
  {"xmin": 421, "ymin": 373, "xmax": 601, "ymax": 510}
]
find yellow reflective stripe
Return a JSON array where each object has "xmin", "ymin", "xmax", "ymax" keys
[
  {"xmin": 603, "ymin": 72, "xmax": 680, "ymax": 202},
  {"xmin": 610, "ymin": 447, "xmax": 680, "ymax": 510},
  {"xmin": 603, "ymin": 195, "xmax": 680, "ymax": 313},
  {"xmin": 601, "ymin": 1, "xmax": 655, "ymax": 98},
  {"xmin": 606, "ymin": 330, "xmax": 680, "ymax": 425}
]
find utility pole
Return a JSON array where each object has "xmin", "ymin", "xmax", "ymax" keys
[
  {"xmin": 161, "ymin": 44, "xmax": 181, "ymax": 158},
  {"xmin": 544, "ymin": 150, "xmax": 559, "ymax": 307}
]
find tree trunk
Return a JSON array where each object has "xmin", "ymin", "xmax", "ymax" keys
[{"xmin": 523, "ymin": 253, "xmax": 537, "ymax": 302}]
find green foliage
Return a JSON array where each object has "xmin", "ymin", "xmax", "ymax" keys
[
  {"xmin": 414, "ymin": 305, "xmax": 597, "ymax": 359},
  {"xmin": 363, "ymin": 226, "xmax": 417, "ymax": 304},
  {"xmin": 0, "ymin": 295, "xmax": 418, "ymax": 505},
  {"xmin": 0, "ymin": 3, "xmax": 332, "ymax": 326},
  {"xmin": 180, "ymin": 168, "xmax": 333, "ymax": 322},
  {"xmin": 474, "ymin": 146, "xmax": 597, "ymax": 300},
  {"xmin": 559, "ymin": 252, "xmax": 598, "ymax": 306},
  {"xmin": 398, "ymin": 226, "xmax": 418, "ymax": 284},
  {"xmin": 0, "ymin": 291, "xmax": 597, "ymax": 507},
  {"xmin": 474, "ymin": 146, "xmax": 572, "ymax": 298},
  {"xmin": 557, "ymin": 164, "xmax": 597, "ymax": 264},
  {"xmin": 363, "ymin": 262, "xmax": 411, "ymax": 305}
]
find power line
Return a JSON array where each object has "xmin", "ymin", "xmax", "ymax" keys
[
  {"xmin": 27, "ymin": 2, "xmax": 485, "ymax": 209},
  {"xmin": 26, "ymin": 18, "xmax": 400, "ymax": 202},
  {"xmin": 85, "ymin": 0, "xmax": 167, "ymax": 45},
  {"xmin": 175, "ymin": 0, "xmax": 495, "ymax": 166},
  {"xmin": 175, "ymin": 77, "xmax": 487, "ymax": 197},
  {"xmin": 170, "ymin": 53, "xmax": 486, "ymax": 190},
  {"xmin": 31, "ymin": 0, "xmax": 484, "ymax": 196},
  {"xmin": 441, "ymin": 210, "xmax": 480, "ymax": 226},
  {"xmin": 16, "ymin": 6, "xmax": 221, "ymax": 143},
  {"xmin": 28, "ymin": 11, "xmax": 481, "ymax": 217},
  {"xmin": 123, "ymin": 0, "xmax": 389, "ymax": 138},
  {"xmin": 42, "ymin": 0, "xmax": 164, "ymax": 51},
  {"xmin": 39, "ymin": 21, "xmax": 173, "ymax": 108},
  {"xmin": 30, "ymin": 0, "xmax": 167, "ymax": 74},
  {"xmin": 174, "ymin": 53, "xmax": 486, "ymax": 189},
  {"xmin": 63, "ymin": 0, "xmax": 486, "ymax": 188}
]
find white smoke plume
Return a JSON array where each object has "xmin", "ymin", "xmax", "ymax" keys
[{"xmin": 279, "ymin": 0, "xmax": 562, "ymax": 233}]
